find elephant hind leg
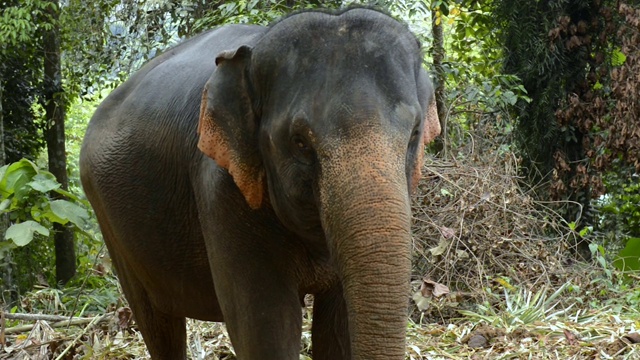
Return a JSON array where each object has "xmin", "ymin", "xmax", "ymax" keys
[
  {"xmin": 93, "ymin": 208, "xmax": 187, "ymax": 360},
  {"xmin": 112, "ymin": 254, "xmax": 187, "ymax": 360},
  {"xmin": 312, "ymin": 285, "xmax": 352, "ymax": 360}
]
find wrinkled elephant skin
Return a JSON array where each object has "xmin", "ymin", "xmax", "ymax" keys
[{"xmin": 80, "ymin": 7, "xmax": 440, "ymax": 360}]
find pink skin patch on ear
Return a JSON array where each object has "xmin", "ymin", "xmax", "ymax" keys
[
  {"xmin": 423, "ymin": 101, "xmax": 441, "ymax": 144},
  {"xmin": 197, "ymin": 89, "xmax": 228, "ymax": 165},
  {"xmin": 410, "ymin": 101, "xmax": 441, "ymax": 193},
  {"xmin": 197, "ymin": 89, "xmax": 264, "ymax": 209},
  {"xmin": 198, "ymin": 114, "xmax": 231, "ymax": 169}
]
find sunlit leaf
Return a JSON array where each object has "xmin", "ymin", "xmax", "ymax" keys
[
  {"xmin": 0, "ymin": 159, "xmax": 38, "ymax": 198},
  {"xmin": 28, "ymin": 173, "xmax": 61, "ymax": 193},
  {"xmin": 47, "ymin": 199, "xmax": 89, "ymax": 227},
  {"xmin": 5, "ymin": 220, "xmax": 49, "ymax": 246},
  {"xmin": 611, "ymin": 47, "xmax": 627, "ymax": 66}
]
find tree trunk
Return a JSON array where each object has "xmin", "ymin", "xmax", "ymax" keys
[
  {"xmin": 0, "ymin": 69, "xmax": 15, "ymax": 302},
  {"xmin": 43, "ymin": 0, "xmax": 76, "ymax": 285},
  {"xmin": 431, "ymin": 4, "xmax": 446, "ymax": 156},
  {"xmin": 1, "ymin": 71, "xmax": 5, "ymax": 166}
]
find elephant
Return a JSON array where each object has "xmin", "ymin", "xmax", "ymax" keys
[{"xmin": 80, "ymin": 7, "xmax": 440, "ymax": 360}]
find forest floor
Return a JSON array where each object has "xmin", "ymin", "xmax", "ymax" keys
[
  {"xmin": 2, "ymin": 142, "xmax": 639, "ymax": 359},
  {"xmin": 1, "ymin": 294, "xmax": 639, "ymax": 359}
]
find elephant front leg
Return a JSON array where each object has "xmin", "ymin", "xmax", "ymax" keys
[
  {"xmin": 312, "ymin": 285, "xmax": 352, "ymax": 360},
  {"xmin": 207, "ymin": 245, "xmax": 303, "ymax": 359}
]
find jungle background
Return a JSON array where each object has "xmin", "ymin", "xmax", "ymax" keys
[{"xmin": 0, "ymin": 0, "xmax": 639, "ymax": 358}]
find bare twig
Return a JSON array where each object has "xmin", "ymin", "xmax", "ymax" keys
[
  {"xmin": 0, "ymin": 308, "xmax": 5, "ymax": 347},
  {"xmin": 3, "ymin": 312, "xmax": 73, "ymax": 322},
  {"xmin": 54, "ymin": 313, "xmax": 109, "ymax": 360},
  {"xmin": 3, "ymin": 313, "xmax": 113, "ymax": 334},
  {"xmin": 412, "ymin": 130, "xmax": 592, "ymax": 318}
]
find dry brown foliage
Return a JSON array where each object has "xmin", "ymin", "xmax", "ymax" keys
[
  {"xmin": 409, "ymin": 134, "xmax": 592, "ymax": 320},
  {"xmin": 552, "ymin": 2, "xmax": 640, "ymax": 199}
]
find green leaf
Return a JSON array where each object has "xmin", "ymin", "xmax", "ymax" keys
[
  {"xmin": 0, "ymin": 199, "xmax": 10, "ymax": 212},
  {"xmin": 5, "ymin": 220, "xmax": 50, "ymax": 246},
  {"xmin": 611, "ymin": 47, "xmax": 627, "ymax": 67},
  {"xmin": 0, "ymin": 159, "xmax": 38, "ymax": 198},
  {"xmin": 53, "ymin": 188, "xmax": 86, "ymax": 204},
  {"xmin": 613, "ymin": 237, "xmax": 640, "ymax": 272},
  {"xmin": 579, "ymin": 226, "xmax": 592, "ymax": 238},
  {"xmin": 439, "ymin": 2, "xmax": 449, "ymax": 17},
  {"xmin": 503, "ymin": 91, "xmax": 518, "ymax": 105},
  {"xmin": 47, "ymin": 199, "xmax": 89, "ymax": 227},
  {"xmin": 27, "ymin": 173, "xmax": 61, "ymax": 193},
  {"xmin": 0, "ymin": 165, "xmax": 7, "ymax": 181}
]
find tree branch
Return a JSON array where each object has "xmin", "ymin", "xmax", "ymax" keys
[{"xmin": 2, "ymin": 312, "xmax": 113, "ymax": 334}]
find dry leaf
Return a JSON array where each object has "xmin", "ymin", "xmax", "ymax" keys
[
  {"xmin": 117, "ymin": 307, "xmax": 133, "ymax": 331},
  {"xmin": 412, "ymin": 291, "xmax": 430, "ymax": 311},
  {"xmin": 624, "ymin": 332, "xmax": 640, "ymax": 344},
  {"xmin": 440, "ymin": 226, "xmax": 455, "ymax": 239},
  {"xmin": 563, "ymin": 329, "xmax": 579, "ymax": 345},
  {"xmin": 429, "ymin": 238, "xmax": 449, "ymax": 256},
  {"xmin": 412, "ymin": 278, "xmax": 449, "ymax": 311},
  {"xmin": 420, "ymin": 279, "xmax": 450, "ymax": 298}
]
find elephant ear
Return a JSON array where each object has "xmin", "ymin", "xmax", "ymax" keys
[
  {"xmin": 198, "ymin": 45, "xmax": 265, "ymax": 209},
  {"xmin": 409, "ymin": 69, "xmax": 441, "ymax": 193}
]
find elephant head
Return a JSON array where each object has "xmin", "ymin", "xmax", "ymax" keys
[{"xmin": 198, "ymin": 8, "xmax": 440, "ymax": 359}]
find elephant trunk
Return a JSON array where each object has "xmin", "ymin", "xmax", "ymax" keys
[{"xmin": 318, "ymin": 131, "xmax": 412, "ymax": 359}]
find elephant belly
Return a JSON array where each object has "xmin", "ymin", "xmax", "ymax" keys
[{"xmin": 145, "ymin": 264, "xmax": 223, "ymax": 322}]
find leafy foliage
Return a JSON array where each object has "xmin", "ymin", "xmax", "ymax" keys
[
  {"xmin": 0, "ymin": 0, "xmax": 50, "ymax": 163},
  {"xmin": 613, "ymin": 237, "xmax": 640, "ymax": 273},
  {"xmin": 459, "ymin": 283, "xmax": 572, "ymax": 331},
  {"xmin": 4, "ymin": 221, "xmax": 50, "ymax": 247},
  {"xmin": 397, "ymin": 0, "xmax": 530, "ymax": 153},
  {"xmin": 493, "ymin": 1, "xmax": 640, "ymax": 252},
  {"xmin": 0, "ymin": 159, "xmax": 93, "ymax": 292},
  {"xmin": 493, "ymin": 0, "xmax": 596, "ymax": 192},
  {"xmin": 0, "ymin": 0, "xmax": 53, "ymax": 44},
  {"xmin": 598, "ymin": 170, "xmax": 640, "ymax": 240}
]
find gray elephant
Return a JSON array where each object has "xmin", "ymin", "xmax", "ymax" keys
[{"xmin": 80, "ymin": 7, "xmax": 440, "ymax": 360}]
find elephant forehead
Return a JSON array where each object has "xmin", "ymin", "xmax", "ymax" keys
[{"xmin": 252, "ymin": 10, "xmax": 419, "ymax": 78}]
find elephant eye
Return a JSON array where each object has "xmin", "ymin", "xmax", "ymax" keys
[
  {"xmin": 409, "ymin": 113, "xmax": 423, "ymax": 144},
  {"xmin": 294, "ymin": 136, "xmax": 309, "ymax": 150},
  {"xmin": 291, "ymin": 135, "xmax": 315, "ymax": 165},
  {"xmin": 410, "ymin": 128, "xmax": 421, "ymax": 143}
]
